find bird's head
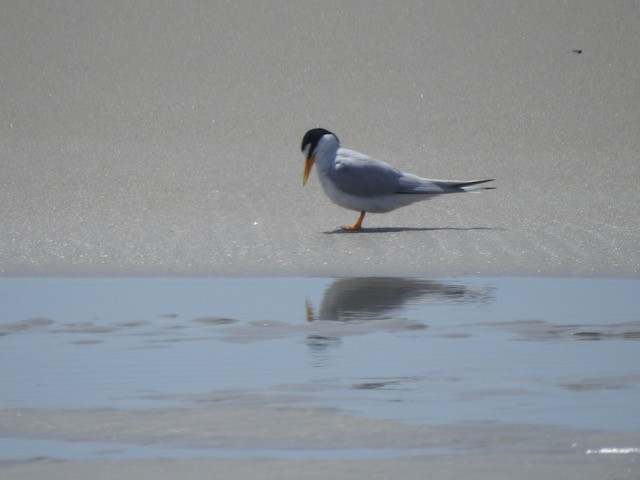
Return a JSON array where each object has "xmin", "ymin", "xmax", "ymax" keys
[{"xmin": 301, "ymin": 128, "xmax": 339, "ymax": 185}]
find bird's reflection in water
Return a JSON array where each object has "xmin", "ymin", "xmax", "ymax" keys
[
  {"xmin": 304, "ymin": 277, "xmax": 493, "ymax": 365},
  {"xmin": 306, "ymin": 277, "xmax": 491, "ymax": 322}
]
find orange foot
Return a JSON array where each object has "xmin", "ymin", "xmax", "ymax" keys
[{"xmin": 341, "ymin": 211, "xmax": 365, "ymax": 231}]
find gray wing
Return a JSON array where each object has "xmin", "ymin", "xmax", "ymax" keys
[
  {"xmin": 329, "ymin": 149, "xmax": 494, "ymax": 196},
  {"xmin": 326, "ymin": 149, "xmax": 404, "ymax": 197}
]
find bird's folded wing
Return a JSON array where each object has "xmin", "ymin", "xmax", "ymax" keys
[
  {"xmin": 329, "ymin": 149, "xmax": 494, "ymax": 196},
  {"xmin": 327, "ymin": 150, "xmax": 403, "ymax": 197}
]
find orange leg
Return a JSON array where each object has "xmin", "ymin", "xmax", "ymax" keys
[{"xmin": 341, "ymin": 211, "xmax": 366, "ymax": 231}]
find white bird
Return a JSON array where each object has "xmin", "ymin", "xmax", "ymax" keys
[{"xmin": 301, "ymin": 128, "xmax": 495, "ymax": 230}]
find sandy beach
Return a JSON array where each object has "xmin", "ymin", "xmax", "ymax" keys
[
  {"xmin": 1, "ymin": 1, "xmax": 640, "ymax": 478},
  {"xmin": 1, "ymin": 0, "xmax": 639, "ymax": 276}
]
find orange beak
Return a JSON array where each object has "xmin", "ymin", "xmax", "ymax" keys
[{"xmin": 303, "ymin": 156, "xmax": 314, "ymax": 185}]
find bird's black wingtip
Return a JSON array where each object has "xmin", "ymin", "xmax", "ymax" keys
[{"xmin": 454, "ymin": 179, "xmax": 495, "ymax": 188}]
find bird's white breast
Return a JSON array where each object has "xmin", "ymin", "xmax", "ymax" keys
[{"xmin": 317, "ymin": 170, "xmax": 366, "ymax": 211}]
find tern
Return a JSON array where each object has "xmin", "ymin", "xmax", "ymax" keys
[{"xmin": 301, "ymin": 128, "xmax": 495, "ymax": 230}]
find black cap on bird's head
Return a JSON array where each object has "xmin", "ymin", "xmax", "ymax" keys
[
  {"xmin": 301, "ymin": 128, "xmax": 337, "ymax": 158},
  {"xmin": 301, "ymin": 128, "xmax": 338, "ymax": 185}
]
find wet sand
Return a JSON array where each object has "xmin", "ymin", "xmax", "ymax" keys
[{"xmin": 2, "ymin": 453, "xmax": 637, "ymax": 480}]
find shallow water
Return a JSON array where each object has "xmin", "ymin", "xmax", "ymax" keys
[{"xmin": 1, "ymin": 276, "xmax": 639, "ymax": 463}]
